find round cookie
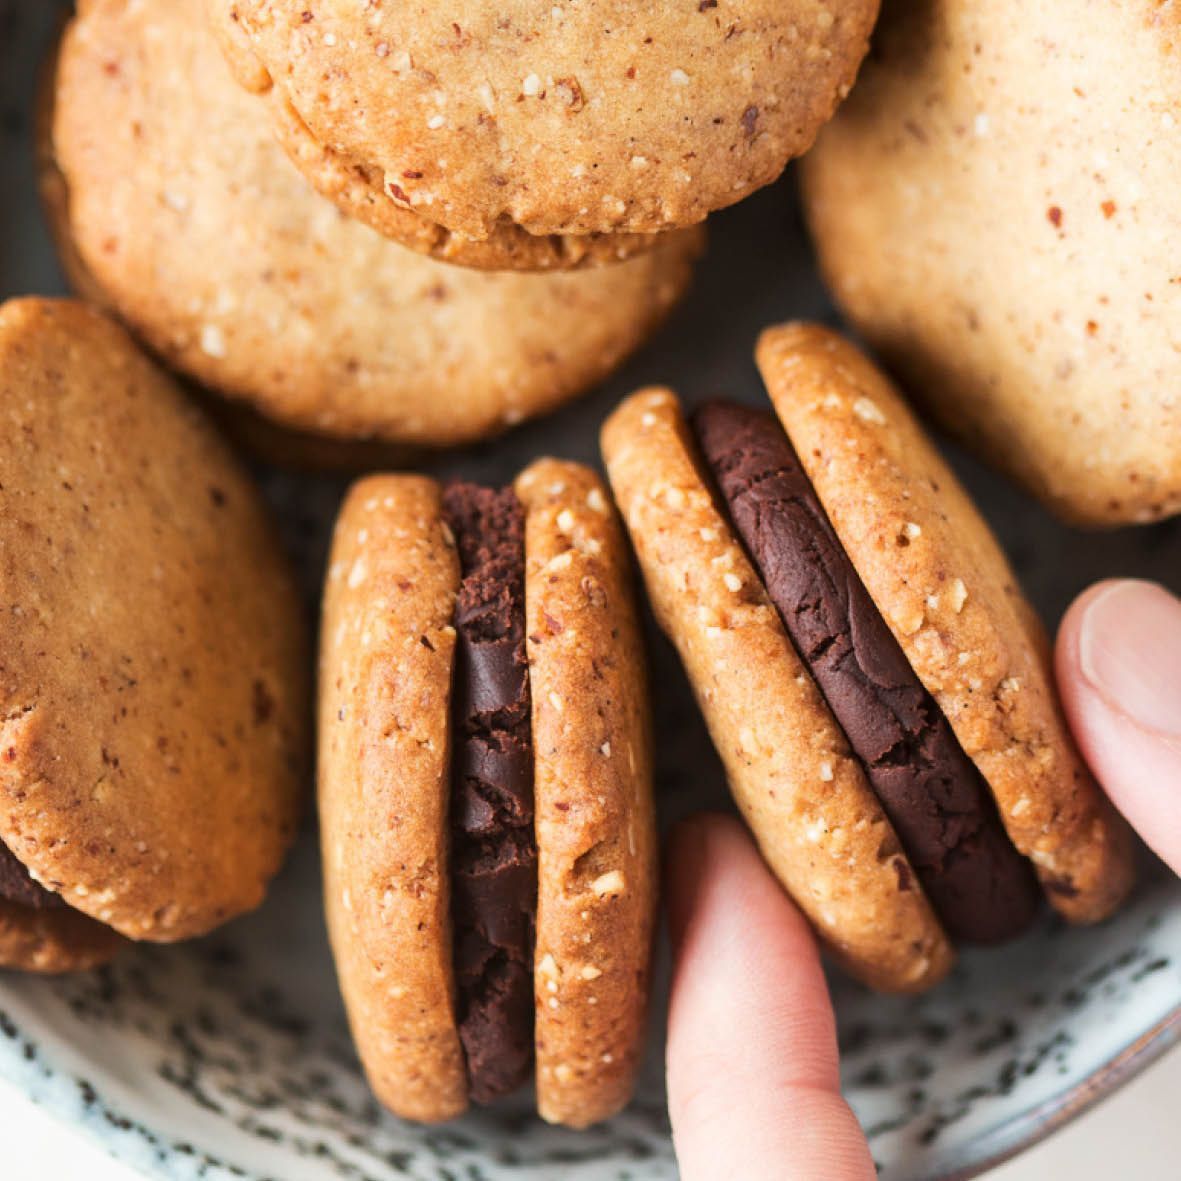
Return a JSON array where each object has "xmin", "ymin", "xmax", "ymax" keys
[
  {"xmin": 802, "ymin": 0, "xmax": 1181, "ymax": 525},
  {"xmin": 45, "ymin": 0, "xmax": 701, "ymax": 451},
  {"xmin": 756, "ymin": 323, "xmax": 1134, "ymax": 923},
  {"xmin": 251, "ymin": 60, "xmax": 675, "ymax": 273},
  {"xmin": 601, "ymin": 389, "xmax": 953, "ymax": 993},
  {"xmin": 0, "ymin": 298, "xmax": 307, "ymax": 957},
  {"xmin": 208, "ymin": 0, "xmax": 879, "ymax": 245},
  {"xmin": 602, "ymin": 323, "xmax": 1135, "ymax": 991},
  {"xmin": 319, "ymin": 463, "xmax": 656, "ymax": 1124}
]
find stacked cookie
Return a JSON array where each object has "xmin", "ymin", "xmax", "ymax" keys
[
  {"xmin": 603, "ymin": 325, "xmax": 1134, "ymax": 992},
  {"xmin": 209, "ymin": 0, "xmax": 879, "ymax": 270},
  {"xmin": 43, "ymin": 0, "xmax": 884, "ymax": 456},
  {"xmin": 320, "ymin": 462, "xmax": 656, "ymax": 1127},
  {"xmin": 43, "ymin": 0, "xmax": 704, "ymax": 456},
  {"xmin": 0, "ymin": 298, "xmax": 307, "ymax": 971}
]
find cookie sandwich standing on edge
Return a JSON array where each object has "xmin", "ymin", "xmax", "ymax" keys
[
  {"xmin": 319, "ymin": 460, "xmax": 656, "ymax": 1126},
  {"xmin": 0, "ymin": 299, "xmax": 307, "ymax": 973},
  {"xmin": 43, "ymin": 0, "xmax": 701, "ymax": 456},
  {"xmin": 602, "ymin": 323, "xmax": 1134, "ymax": 993},
  {"xmin": 208, "ymin": 0, "xmax": 879, "ymax": 271}
]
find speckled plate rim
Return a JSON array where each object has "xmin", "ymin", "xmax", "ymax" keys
[
  {"xmin": 0, "ymin": 973, "xmax": 1177, "ymax": 1181},
  {"xmin": 931, "ymin": 1008, "xmax": 1181, "ymax": 1181}
]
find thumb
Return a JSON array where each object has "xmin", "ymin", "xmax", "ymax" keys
[
  {"xmin": 664, "ymin": 813, "xmax": 876, "ymax": 1181},
  {"xmin": 1056, "ymin": 579, "xmax": 1181, "ymax": 874}
]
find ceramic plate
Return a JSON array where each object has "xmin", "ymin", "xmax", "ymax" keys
[{"xmin": 2, "ymin": 3, "xmax": 1179, "ymax": 1179}]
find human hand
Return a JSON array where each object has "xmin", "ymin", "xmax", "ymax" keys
[{"xmin": 665, "ymin": 578, "xmax": 1181, "ymax": 1181}]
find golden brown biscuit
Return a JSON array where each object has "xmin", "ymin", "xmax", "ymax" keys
[
  {"xmin": 45, "ymin": 0, "xmax": 701, "ymax": 451},
  {"xmin": 602, "ymin": 390, "xmax": 952, "ymax": 993},
  {"xmin": 318, "ymin": 463, "xmax": 656, "ymax": 1122},
  {"xmin": 602, "ymin": 324, "xmax": 1135, "ymax": 991},
  {"xmin": 259, "ymin": 77, "xmax": 675, "ymax": 273},
  {"xmin": 801, "ymin": 0, "xmax": 1181, "ymax": 525},
  {"xmin": 319, "ymin": 476, "xmax": 467, "ymax": 1124},
  {"xmin": 515, "ymin": 460, "xmax": 658, "ymax": 1126},
  {"xmin": 0, "ymin": 900, "xmax": 125, "ymax": 976},
  {"xmin": 0, "ymin": 298, "xmax": 307, "ymax": 960},
  {"xmin": 756, "ymin": 323, "xmax": 1134, "ymax": 923},
  {"xmin": 208, "ymin": 0, "xmax": 878, "ymax": 245}
]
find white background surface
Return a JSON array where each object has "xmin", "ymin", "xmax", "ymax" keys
[{"xmin": 1, "ymin": 1047, "xmax": 1177, "ymax": 1180}]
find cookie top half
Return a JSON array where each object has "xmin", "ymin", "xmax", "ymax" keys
[
  {"xmin": 47, "ymin": 0, "xmax": 701, "ymax": 449},
  {"xmin": 514, "ymin": 460, "xmax": 657, "ymax": 1127},
  {"xmin": 210, "ymin": 0, "xmax": 878, "ymax": 240},
  {"xmin": 319, "ymin": 476, "xmax": 467, "ymax": 1123},
  {"xmin": 756, "ymin": 324, "xmax": 1134, "ymax": 922},
  {"xmin": 0, "ymin": 299, "xmax": 307, "ymax": 942}
]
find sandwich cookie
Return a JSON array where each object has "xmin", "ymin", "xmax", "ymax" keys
[
  {"xmin": 0, "ymin": 298, "xmax": 307, "ymax": 972},
  {"xmin": 319, "ymin": 461, "xmax": 656, "ymax": 1125},
  {"xmin": 207, "ymin": 0, "xmax": 878, "ymax": 266},
  {"xmin": 801, "ymin": 0, "xmax": 1181, "ymax": 525},
  {"xmin": 44, "ymin": 0, "xmax": 701, "ymax": 453},
  {"xmin": 602, "ymin": 323, "xmax": 1135, "ymax": 992}
]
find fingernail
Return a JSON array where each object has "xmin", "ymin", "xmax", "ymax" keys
[{"xmin": 1078, "ymin": 580, "xmax": 1181, "ymax": 738}]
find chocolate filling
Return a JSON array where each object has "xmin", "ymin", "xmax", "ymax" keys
[
  {"xmin": 0, "ymin": 841, "xmax": 64, "ymax": 911},
  {"xmin": 693, "ymin": 402, "xmax": 1039, "ymax": 944},
  {"xmin": 442, "ymin": 483, "xmax": 537, "ymax": 1104}
]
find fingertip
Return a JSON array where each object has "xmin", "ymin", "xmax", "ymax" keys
[
  {"xmin": 664, "ymin": 811, "xmax": 875, "ymax": 1181},
  {"xmin": 1056, "ymin": 579, "xmax": 1181, "ymax": 873},
  {"xmin": 664, "ymin": 812, "xmax": 751, "ymax": 950},
  {"xmin": 1054, "ymin": 579, "xmax": 1119, "ymax": 696}
]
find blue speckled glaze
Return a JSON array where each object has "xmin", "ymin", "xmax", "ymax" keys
[{"xmin": 2, "ymin": 2, "xmax": 1179, "ymax": 1179}]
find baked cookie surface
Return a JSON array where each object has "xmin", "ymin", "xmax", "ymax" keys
[
  {"xmin": 0, "ymin": 898, "xmax": 125, "ymax": 975},
  {"xmin": 209, "ymin": 0, "xmax": 878, "ymax": 241},
  {"xmin": 46, "ymin": 0, "xmax": 701, "ymax": 449},
  {"xmin": 756, "ymin": 324, "xmax": 1135, "ymax": 923},
  {"xmin": 319, "ymin": 463, "xmax": 656, "ymax": 1122},
  {"xmin": 802, "ymin": 0, "xmax": 1181, "ymax": 525},
  {"xmin": 319, "ymin": 476, "xmax": 467, "ymax": 1123},
  {"xmin": 515, "ymin": 460, "xmax": 657, "ymax": 1126},
  {"xmin": 0, "ymin": 298, "xmax": 307, "ymax": 945},
  {"xmin": 602, "ymin": 389, "xmax": 953, "ymax": 993}
]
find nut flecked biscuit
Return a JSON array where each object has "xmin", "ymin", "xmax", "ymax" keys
[
  {"xmin": 208, "ymin": 3, "xmax": 670, "ymax": 273},
  {"xmin": 0, "ymin": 298, "xmax": 307, "ymax": 947},
  {"xmin": 0, "ymin": 899, "xmax": 125, "ymax": 975},
  {"xmin": 261, "ymin": 79, "xmax": 674, "ymax": 273},
  {"xmin": 209, "ymin": 0, "xmax": 878, "ymax": 242},
  {"xmin": 757, "ymin": 324, "xmax": 1135, "ymax": 922},
  {"xmin": 801, "ymin": 0, "xmax": 1181, "ymax": 525},
  {"xmin": 602, "ymin": 391, "xmax": 953, "ymax": 993},
  {"xmin": 692, "ymin": 400, "xmax": 1040, "ymax": 944},
  {"xmin": 319, "ymin": 476, "xmax": 467, "ymax": 1124},
  {"xmin": 515, "ymin": 460, "xmax": 658, "ymax": 1125},
  {"xmin": 46, "ymin": 0, "xmax": 702, "ymax": 448}
]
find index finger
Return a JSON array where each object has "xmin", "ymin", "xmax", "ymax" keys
[{"xmin": 665, "ymin": 813, "xmax": 876, "ymax": 1181}]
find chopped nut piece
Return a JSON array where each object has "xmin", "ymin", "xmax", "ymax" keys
[
  {"xmin": 591, "ymin": 870, "xmax": 625, "ymax": 897},
  {"xmin": 852, "ymin": 396, "xmax": 886, "ymax": 425}
]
